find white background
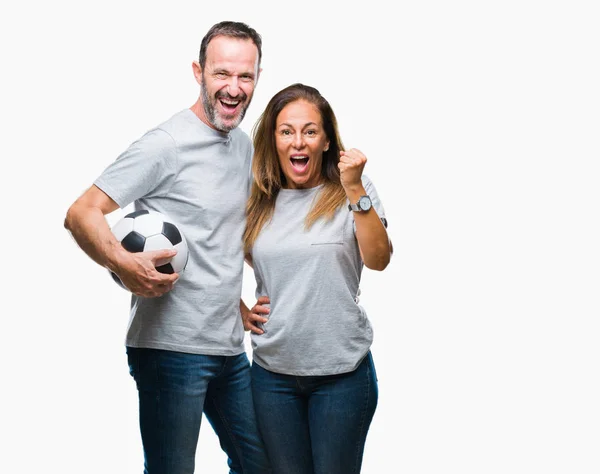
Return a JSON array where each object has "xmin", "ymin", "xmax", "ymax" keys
[{"xmin": 2, "ymin": 1, "xmax": 599, "ymax": 473}]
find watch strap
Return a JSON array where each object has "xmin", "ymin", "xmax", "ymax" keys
[{"xmin": 348, "ymin": 195, "xmax": 371, "ymax": 212}]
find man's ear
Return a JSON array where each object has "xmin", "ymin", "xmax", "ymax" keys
[{"xmin": 192, "ymin": 61, "xmax": 203, "ymax": 85}]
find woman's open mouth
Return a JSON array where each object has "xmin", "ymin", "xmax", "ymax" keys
[{"xmin": 290, "ymin": 155, "xmax": 309, "ymax": 173}]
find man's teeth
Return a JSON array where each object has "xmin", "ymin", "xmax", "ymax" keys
[{"xmin": 221, "ymin": 99, "xmax": 240, "ymax": 106}]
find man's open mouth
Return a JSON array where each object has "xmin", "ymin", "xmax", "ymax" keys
[{"xmin": 219, "ymin": 98, "xmax": 241, "ymax": 114}]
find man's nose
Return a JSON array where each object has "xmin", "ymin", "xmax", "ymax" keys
[{"xmin": 226, "ymin": 76, "xmax": 241, "ymax": 97}]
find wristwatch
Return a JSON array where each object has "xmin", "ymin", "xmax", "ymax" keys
[{"xmin": 348, "ymin": 195, "xmax": 372, "ymax": 212}]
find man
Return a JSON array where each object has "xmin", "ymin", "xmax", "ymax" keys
[{"xmin": 64, "ymin": 21, "xmax": 271, "ymax": 474}]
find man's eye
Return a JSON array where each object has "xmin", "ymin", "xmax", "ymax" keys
[
  {"xmin": 240, "ymin": 75, "xmax": 253, "ymax": 82},
  {"xmin": 215, "ymin": 73, "xmax": 227, "ymax": 79}
]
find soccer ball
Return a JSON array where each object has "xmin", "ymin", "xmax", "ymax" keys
[{"xmin": 109, "ymin": 209, "xmax": 189, "ymax": 290}]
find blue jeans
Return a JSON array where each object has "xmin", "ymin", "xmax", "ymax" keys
[
  {"xmin": 251, "ymin": 352, "xmax": 378, "ymax": 474},
  {"xmin": 127, "ymin": 347, "xmax": 272, "ymax": 474}
]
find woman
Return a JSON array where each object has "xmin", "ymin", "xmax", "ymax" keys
[{"xmin": 242, "ymin": 83, "xmax": 392, "ymax": 474}]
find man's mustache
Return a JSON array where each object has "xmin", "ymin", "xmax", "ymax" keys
[{"xmin": 216, "ymin": 92, "xmax": 248, "ymax": 102}]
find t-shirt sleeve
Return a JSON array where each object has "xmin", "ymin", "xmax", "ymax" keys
[
  {"xmin": 352, "ymin": 174, "xmax": 388, "ymax": 232},
  {"xmin": 94, "ymin": 128, "xmax": 178, "ymax": 208}
]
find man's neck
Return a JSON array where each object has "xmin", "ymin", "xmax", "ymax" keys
[{"xmin": 190, "ymin": 100, "xmax": 218, "ymax": 131}]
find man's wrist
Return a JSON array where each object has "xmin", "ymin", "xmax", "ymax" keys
[{"xmin": 106, "ymin": 245, "xmax": 129, "ymax": 274}]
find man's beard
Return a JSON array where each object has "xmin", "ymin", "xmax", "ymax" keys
[{"xmin": 201, "ymin": 78, "xmax": 250, "ymax": 133}]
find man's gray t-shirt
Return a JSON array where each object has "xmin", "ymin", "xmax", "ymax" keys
[
  {"xmin": 250, "ymin": 175, "xmax": 387, "ymax": 375},
  {"xmin": 95, "ymin": 109, "xmax": 252, "ymax": 356}
]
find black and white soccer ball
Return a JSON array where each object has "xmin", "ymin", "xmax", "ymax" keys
[{"xmin": 109, "ymin": 210, "xmax": 189, "ymax": 290}]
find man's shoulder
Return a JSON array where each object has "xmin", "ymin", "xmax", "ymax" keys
[
  {"xmin": 151, "ymin": 109, "xmax": 213, "ymax": 147},
  {"xmin": 154, "ymin": 109, "xmax": 192, "ymax": 133}
]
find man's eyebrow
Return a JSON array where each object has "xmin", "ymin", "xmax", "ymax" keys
[{"xmin": 211, "ymin": 68, "xmax": 255, "ymax": 78}]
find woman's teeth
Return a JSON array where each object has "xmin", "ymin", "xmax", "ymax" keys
[{"xmin": 290, "ymin": 157, "xmax": 309, "ymax": 170}]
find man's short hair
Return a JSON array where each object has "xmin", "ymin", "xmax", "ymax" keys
[{"xmin": 199, "ymin": 21, "xmax": 262, "ymax": 69}]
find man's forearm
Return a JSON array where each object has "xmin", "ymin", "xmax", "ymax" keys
[{"xmin": 64, "ymin": 203, "xmax": 124, "ymax": 272}]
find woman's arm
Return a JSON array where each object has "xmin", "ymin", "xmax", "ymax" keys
[{"xmin": 339, "ymin": 149, "xmax": 392, "ymax": 271}]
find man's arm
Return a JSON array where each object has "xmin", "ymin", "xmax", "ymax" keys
[
  {"xmin": 64, "ymin": 185, "xmax": 179, "ymax": 297},
  {"xmin": 65, "ymin": 185, "xmax": 123, "ymax": 268}
]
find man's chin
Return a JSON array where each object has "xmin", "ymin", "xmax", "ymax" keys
[{"xmin": 214, "ymin": 114, "xmax": 243, "ymax": 132}]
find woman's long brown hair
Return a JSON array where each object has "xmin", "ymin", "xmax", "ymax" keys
[{"xmin": 243, "ymin": 83, "xmax": 347, "ymax": 253}]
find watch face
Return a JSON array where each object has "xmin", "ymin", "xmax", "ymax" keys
[{"xmin": 359, "ymin": 196, "xmax": 372, "ymax": 211}]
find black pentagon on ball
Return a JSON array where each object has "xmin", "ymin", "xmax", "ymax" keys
[
  {"xmin": 121, "ymin": 231, "xmax": 146, "ymax": 252},
  {"xmin": 162, "ymin": 222, "xmax": 182, "ymax": 245},
  {"xmin": 156, "ymin": 263, "xmax": 175, "ymax": 274},
  {"xmin": 124, "ymin": 209, "xmax": 150, "ymax": 219}
]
